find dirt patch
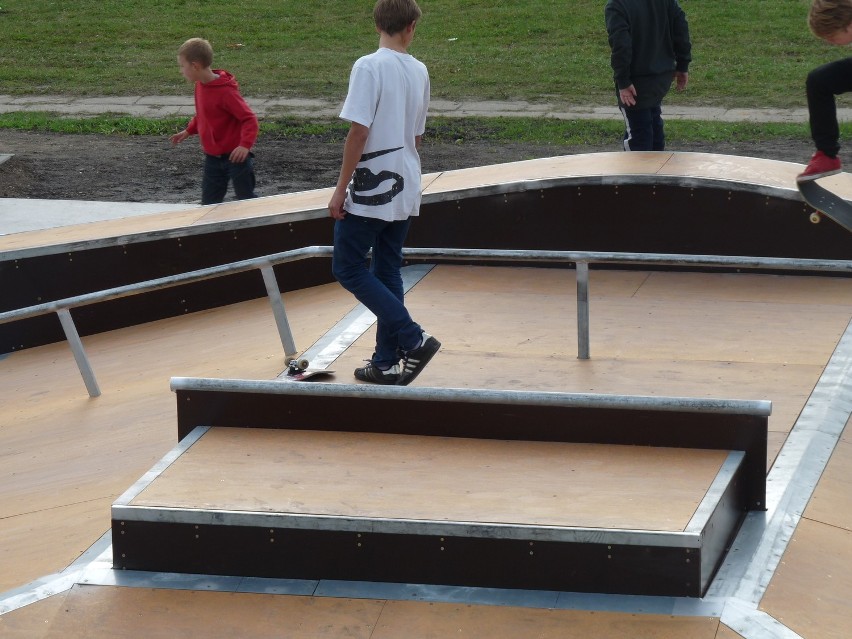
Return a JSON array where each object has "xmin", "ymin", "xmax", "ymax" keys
[{"xmin": 0, "ymin": 129, "xmax": 813, "ymax": 204}]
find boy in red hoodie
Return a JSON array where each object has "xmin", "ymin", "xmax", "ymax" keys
[{"xmin": 170, "ymin": 38, "xmax": 259, "ymax": 204}]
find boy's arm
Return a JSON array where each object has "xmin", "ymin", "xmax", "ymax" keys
[
  {"xmin": 605, "ymin": 1, "xmax": 634, "ymax": 103},
  {"xmin": 223, "ymin": 90, "xmax": 259, "ymax": 163},
  {"xmin": 170, "ymin": 116, "xmax": 198, "ymax": 146},
  {"xmin": 671, "ymin": 0, "xmax": 692, "ymax": 80},
  {"xmin": 672, "ymin": 2, "xmax": 692, "ymax": 73},
  {"xmin": 328, "ymin": 122, "xmax": 370, "ymax": 220},
  {"xmin": 672, "ymin": 2, "xmax": 692, "ymax": 91}
]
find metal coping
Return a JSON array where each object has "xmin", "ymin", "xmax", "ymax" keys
[{"xmin": 169, "ymin": 378, "xmax": 773, "ymax": 417}]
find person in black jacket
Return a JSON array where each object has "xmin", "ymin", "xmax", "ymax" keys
[{"xmin": 605, "ymin": 0, "xmax": 692, "ymax": 151}]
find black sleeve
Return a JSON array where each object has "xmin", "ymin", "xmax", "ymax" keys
[
  {"xmin": 605, "ymin": 0, "xmax": 633, "ymax": 90},
  {"xmin": 671, "ymin": 0, "xmax": 692, "ymax": 72}
]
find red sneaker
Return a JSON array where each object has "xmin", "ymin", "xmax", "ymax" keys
[{"xmin": 797, "ymin": 150, "xmax": 842, "ymax": 182}]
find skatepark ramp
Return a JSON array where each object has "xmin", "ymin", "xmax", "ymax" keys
[
  {"xmin": 111, "ymin": 380, "xmax": 770, "ymax": 598},
  {"xmin": 3, "ymin": 152, "xmax": 851, "ymax": 357}
]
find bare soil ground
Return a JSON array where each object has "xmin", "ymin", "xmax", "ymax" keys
[{"xmin": 0, "ymin": 130, "xmax": 813, "ymax": 204}]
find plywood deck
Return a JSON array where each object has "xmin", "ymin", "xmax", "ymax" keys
[
  {"xmin": 2, "ymin": 262, "xmax": 851, "ymax": 638},
  {"xmin": 0, "ymin": 585, "xmax": 725, "ymax": 639},
  {"xmin": 760, "ymin": 416, "xmax": 852, "ymax": 639},
  {"xmin": 130, "ymin": 427, "xmax": 728, "ymax": 532}
]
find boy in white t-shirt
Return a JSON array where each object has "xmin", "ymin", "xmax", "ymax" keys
[{"xmin": 328, "ymin": 0, "xmax": 440, "ymax": 386}]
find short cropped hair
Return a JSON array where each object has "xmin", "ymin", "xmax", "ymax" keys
[
  {"xmin": 374, "ymin": 0, "xmax": 422, "ymax": 36},
  {"xmin": 809, "ymin": 0, "xmax": 852, "ymax": 39},
  {"xmin": 178, "ymin": 38, "xmax": 214, "ymax": 68}
]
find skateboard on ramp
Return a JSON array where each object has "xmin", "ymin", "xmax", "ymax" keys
[
  {"xmin": 281, "ymin": 358, "xmax": 334, "ymax": 382},
  {"xmin": 797, "ymin": 178, "xmax": 852, "ymax": 232}
]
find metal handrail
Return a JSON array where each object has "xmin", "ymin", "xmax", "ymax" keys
[{"xmin": 3, "ymin": 246, "xmax": 850, "ymax": 397}]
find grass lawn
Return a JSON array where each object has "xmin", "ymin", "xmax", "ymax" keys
[
  {"xmin": 1, "ymin": 0, "xmax": 849, "ymax": 144},
  {"xmin": 0, "ymin": 0, "xmax": 842, "ymax": 108}
]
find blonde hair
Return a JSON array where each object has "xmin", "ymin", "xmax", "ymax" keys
[
  {"xmin": 178, "ymin": 38, "xmax": 214, "ymax": 68},
  {"xmin": 809, "ymin": 0, "xmax": 852, "ymax": 39},
  {"xmin": 374, "ymin": 0, "xmax": 422, "ymax": 35}
]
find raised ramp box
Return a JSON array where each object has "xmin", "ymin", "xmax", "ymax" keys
[
  {"xmin": 4, "ymin": 152, "xmax": 851, "ymax": 353},
  {"xmin": 111, "ymin": 382, "xmax": 770, "ymax": 598}
]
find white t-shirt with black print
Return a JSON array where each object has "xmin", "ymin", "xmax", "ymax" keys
[{"xmin": 339, "ymin": 47, "xmax": 430, "ymax": 222}]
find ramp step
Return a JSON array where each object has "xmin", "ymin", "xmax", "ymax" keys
[{"xmin": 113, "ymin": 426, "xmax": 748, "ymax": 598}]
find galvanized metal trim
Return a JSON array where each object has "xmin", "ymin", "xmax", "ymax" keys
[
  {"xmin": 170, "ymin": 378, "xmax": 773, "ymax": 417},
  {"xmin": 401, "ymin": 248, "xmax": 852, "ymax": 273},
  {"xmin": 112, "ymin": 426, "xmax": 209, "ymax": 509},
  {"xmin": 685, "ymin": 450, "xmax": 746, "ymax": 534},
  {"xmin": 576, "ymin": 261, "xmax": 590, "ymax": 359},
  {"xmin": 419, "ymin": 174, "xmax": 809, "ymax": 208},
  {"xmin": 0, "ymin": 532, "xmax": 111, "ymax": 615},
  {"xmin": 56, "ymin": 308, "xmax": 100, "ymax": 398},
  {"xmin": 260, "ymin": 265, "xmax": 297, "ymax": 357},
  {"xmin": 110, "ymin": 504, "xmax": 701, "ymax": 548},
  {"xmin": 708, "ymin": 317, "xmax": 852, "ymax": 606},
  {"xmin": 722, "ymin": 599, "xmax": 806, "ymax": 639}
]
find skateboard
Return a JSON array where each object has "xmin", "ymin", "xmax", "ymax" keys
[
  {"xmin": 282, "ymin": 358, "xmax": 334, "ymax": 382},
  {"xmin": 797, "ymin": 178, "xmax": 852, "ymax": 232}
]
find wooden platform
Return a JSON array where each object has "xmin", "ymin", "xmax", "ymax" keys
[
  {"xmin": 1, "ymin": 585, "xmax": 731, "ymax": 639},
  {"xmin": 112, "ymin": 410, "xmax": 755, "ymax": 597},
  {"xmin": 2, "ymin": 262, "xmax": 850, "ymax": 638},
  {"xmin": 127, "ymin": 429, "xmax": 729, "ymax": 532},
  {"xmin": 3, "ymin": 152, "xmax": 850, "ymax": 354},
  {"xmin": 1, "ymin": 151, "xmax": 813, "ymax": 256},
  {"xmin": 2, "ymin": 152, "xmax": 852, "ymax": 638}
]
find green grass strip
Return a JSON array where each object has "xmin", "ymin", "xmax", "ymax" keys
[{"xmin": 0, "ymin": 112, "xmax": 829, "ymax": 146}]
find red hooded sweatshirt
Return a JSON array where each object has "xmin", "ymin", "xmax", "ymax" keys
[{"xmin": 186, "ymin": 69, "xmax": 258, "ymax": 156}]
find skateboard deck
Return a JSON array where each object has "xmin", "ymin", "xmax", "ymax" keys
[
  {"xmin": 283, "ymin": 368, "xmax": 335, "ymax": 381},
  {"xmin": 797, "ymin": 178, "xmax": 852, "ymax": 232},
  {"xmin": 281, "ymin": 358, "xmax": 334, "ymax": 382}
]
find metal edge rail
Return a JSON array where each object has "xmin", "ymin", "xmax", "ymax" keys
[
  {"xmin": 4, "ymin": 245, "xmax": 849, "ymax": 398},
  {"xmin": 168, "ymin": 378, "xmax": 773, "ymax": 417}
]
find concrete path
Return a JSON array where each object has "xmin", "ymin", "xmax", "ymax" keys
[{"xmin": 1, "ymin": 93, "xmax": 845, "ymax": 123}]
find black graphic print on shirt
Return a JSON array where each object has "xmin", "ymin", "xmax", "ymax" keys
[{"xmin": 351, "ymin": 147, "xmax": 404, "ymax": 206}]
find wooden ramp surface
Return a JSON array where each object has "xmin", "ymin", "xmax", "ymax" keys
[
  {"xmin": 1, "ymin": 585, "xmax": 728, "ymax": 639},
  {"xmin": 130, "ymin": 427, "xmax": 728, "ymax": 532},
  {"xmin": 0, "ymin": 151, "xmax": 827, "ymax": 256},
  {"xmin": 2, "ymin": 263, "xmax": 851, "ymax": 638}
]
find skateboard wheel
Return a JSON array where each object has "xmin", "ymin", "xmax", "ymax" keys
[
  {"xmin": 297, "ymin": 358, "xmax": 309, "ymax": 370},
  {"xmin": 809, "ymin": 211, "xmax": 822, "ymax": 224}
]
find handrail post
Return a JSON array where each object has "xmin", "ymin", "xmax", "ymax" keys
[
  {"xmin": 56, "ymin": 308, "xmax": 101, "ymax": 397},
  {"xmin": 260, "ymin": 265, "xmax": 297, "ymax": 359},
  {"xmin": 576, "ymin": 261, "xmax": 590, "ymax": 360}
]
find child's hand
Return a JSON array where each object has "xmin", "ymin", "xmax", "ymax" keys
[
  {"xmin": 619, "ymin": 85, "xmax": 637, "ymax": 107},
  {"xmin": 170, "ymin": 130, "xmax": 189, "ymax": 146},
  {"xmin": 229, "ymin": 146, "xmax": 250, "ymax": 163},
  {"xmin": 675, "ymin": 71, "xmax": 689, "ymax": 92},
  {"xmin": 328, "ymin": 188, "xmax": 348, "ymax": 220}
]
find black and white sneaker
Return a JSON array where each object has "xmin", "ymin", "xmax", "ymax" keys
[
  {"xmin": 397, "ymin": 332, "xmax": 441, "ymax": 386},
  {"xmin": 354, "ymin": 362, "xmax": 400, "ymax": 385}
]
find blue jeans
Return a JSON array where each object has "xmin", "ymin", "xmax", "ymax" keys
[
  {"xmin": 332, "ymin": 214, "xmax": 422, "ymax": 367},
  {"xmin": 619, "ymin": 104, "xmax": 665, "ymax": 151},
  {"xmin": 201, "ymin": 153, "xmax": 258, "ymax": 205}
]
